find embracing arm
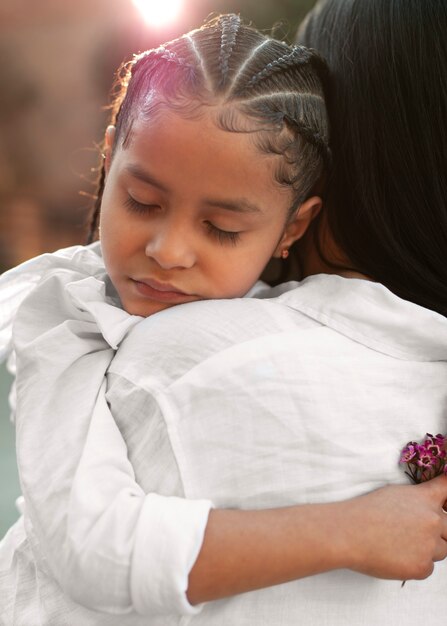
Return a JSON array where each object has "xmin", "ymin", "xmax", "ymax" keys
[
  {"xmin": 16, "ymin": 357, "xmax": 447, "ymax": 616},
  {"xmin": 15, "ymin": 343, "xmax": 447, "ymax": 617},
  {"xmin": 188, "ymin": 478, "xmax": 447, "ymax": 604},
  {"xmin": 59, "ymin": 405, "xmax": 447, "ymax": 616}
]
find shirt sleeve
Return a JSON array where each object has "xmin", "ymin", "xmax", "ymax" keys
[
  {"xmin": 131, "ymin": 493, "xmax": 211, "ymax": 615},
  {"xmin": 61, "ymin": 382, "xmax": 212, "ymax": 616},
  {"xmin": 13, "ymin": 266, "xmax": 213, "ymax": 617}
]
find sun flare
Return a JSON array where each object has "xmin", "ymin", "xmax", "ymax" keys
[{"xmin": 132, "ymin": 0, "xmax": 183, "ymax": 28}]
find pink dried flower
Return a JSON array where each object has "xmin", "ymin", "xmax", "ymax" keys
[
  {"xmin": 431, "ymin": 433, "xmax": 446, "ymax": 447},
  {"xmin": 399, "ymin": 433, "xmax": 447, "ymax": 484},
  {"xmin": 399, "ymin": 443, "xmax": 417, "ymax": 463},
  {"xmin": 399, "ymin": 433, "xmax": 446, "ymax": 589},
  {"xmin": 416, "ymin": 453, "xmax": 435, "ymax": 469},
  {"xmin": 427, "ymin": 443, "xmax": 444, "ymax": 459}
]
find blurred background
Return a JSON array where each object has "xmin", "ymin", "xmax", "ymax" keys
[{"xmin": 0, "ymin": 0, "xmax": 317, "ymax": 538}]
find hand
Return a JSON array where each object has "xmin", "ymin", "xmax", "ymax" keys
[
  {"xmin": 339, "ymin": 475, "xmax": 447, "ymax": 580},
  {"xmin": 188, "ymin": 477, "xmax": 447, "ymax": 605}
]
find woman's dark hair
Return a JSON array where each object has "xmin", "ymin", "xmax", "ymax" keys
[
  {"xmin": 298, "ymin": 0, "xmax": 447, "ymax": 317},
  {"xmin": 87, "ymin": 14, "xmax": 330, "ymax": 252}
]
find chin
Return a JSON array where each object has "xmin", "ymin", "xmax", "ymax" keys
[{"xmin": 122, "ymin": 298, "xmax": 175, "ymax": 318}]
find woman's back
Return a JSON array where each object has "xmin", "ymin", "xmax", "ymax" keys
[{"xmin": 107, "ymin": 275, "xmax": 447, "ymax": 624}]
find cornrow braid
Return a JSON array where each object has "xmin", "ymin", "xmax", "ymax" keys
[
  {"xmin": 234, "ymin": 45, "xmax": 312, "ymax": 96},
  {"xmin": 284, "ymin": 115, "xmax": 331, "ymax": 167},
  {"xmin": 185, "ymin": 33, "xmax": 212, "ymax": 91},
  {"xmin": 218, "ymin": 14, "xmax": 241, "ymax": 89},
  {"xmin": 237, "ymin": 90, "xmax": 331, "ymax": 166},
  {"xmin": 132, "ymin": 46, "xmax": 196, "ymax": 75},
  {"xmin": 87, "ymin": 160, "xmax": 105, "ymax": 244},
  {"xmin": 86, "ymin": 14, "xmax": 330, "ymax": 254},
  {"xmin": 87, "ymin": 87, "xmax": 130, "ymax": 243},
  {"xmin": 227, "ymin": 38, "xmax": 270, "ymax": 95}
]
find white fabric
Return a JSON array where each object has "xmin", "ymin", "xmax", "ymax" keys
[
  {"xmin": 1, "ymin": 243, "xmax": 447, "ymax": 625},
  {"xmin": 0, "ymin": 244, "xmax": 212, "ymax": 624},
  {"xmin": 106, "ymin": 277, "xmax": 447, "ymax": 626},
  {"xmin": 0, "ymin": 245, "xmax": 105, "ymax": 362}
]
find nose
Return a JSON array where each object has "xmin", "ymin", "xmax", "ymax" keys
[{"xmin": 144, "ymin": 220, "xmax": 196, "ymax": 270}]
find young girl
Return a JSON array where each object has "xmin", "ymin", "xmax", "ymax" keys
[{"xmin": 1, "ymin": 14, "xmax": 446, "ymax": 624}]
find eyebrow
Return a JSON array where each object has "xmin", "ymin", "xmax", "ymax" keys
[
  {"xmin": 203, "ymin": 198, "xmax": 262, "ymax": 215},
  {"xmin": 125, "ymin": 163, "xmax": 262, "ymax": 214},
  {"xmin": 125, "ymin": 164, "xmax": 169, "ymax": 192}
]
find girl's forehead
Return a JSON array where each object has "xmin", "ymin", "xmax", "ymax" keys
[
  {"xmin": 125, "ymin": 106, "xmax": 280, "ymax": 169},
  {"xmin": 125, "ymin": 104, "xmax": 292, "ymax": 182},
  {"xmin": 115, "ymin": 107, "xmax": 293, "ymax": 212}
]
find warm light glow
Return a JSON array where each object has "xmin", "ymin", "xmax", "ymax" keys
[{"xmin": 132, "ymin": 0, "xmax": 183, "ymax": 27}]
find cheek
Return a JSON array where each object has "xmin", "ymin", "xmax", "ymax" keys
[
  {"xmin": 99, "ymin": 216, "xmax": 116, "ymax": 260},
  {"xmin": 207, "ymin": 246, "xmax": 271, "ymax": 298},
  {"xmin": 100, "ymin": 205, "xmax": 138, "ymax": 255},
  {"xmin": 229, "ymin": 236, "xmax": 280, "ymax": 289},
  {"xmin": 99, "ymin": 217, "xmax": 130, "ymax": 280}
]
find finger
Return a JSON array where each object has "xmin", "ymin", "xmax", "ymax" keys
[
  {"xmin": 441, "ymin": 515, "xmax": 447, "ymax": 542},
  {"xmin": 433, "ymin": 538, "xmax": 447, "ymax": 563}
]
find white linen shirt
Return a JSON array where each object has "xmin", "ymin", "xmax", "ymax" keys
[
  {"xmin": 1, "ymin": 243, "xmax": 447, "ymax": 625},
  {"xmin": 106, "ymin": 276, "xmax": 447, "ymax": 625}
]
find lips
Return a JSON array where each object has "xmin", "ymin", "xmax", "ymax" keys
[
  {"xmin": 135, "ymin": 278, "xmax": 187, "ymax": 294},
  {"xmin": 130, "ymin": 277, "xmax": 199, "ymax": 304}
]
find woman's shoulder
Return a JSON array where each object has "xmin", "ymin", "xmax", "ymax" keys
[
  {"xmin": 120, "ymin": 292, "xmax": 303, "ymax": 350},
  {"xmin": 108, "ymin": 292, "xmax": 313, "ymax": 389},
  {"xmin": 111, "ymin": 272, "xmax": 447, "ymax": 392}
]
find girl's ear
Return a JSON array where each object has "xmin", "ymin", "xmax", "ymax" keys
[
  {"xmin": 272, "ymin": 196, "xmax": 322, "ymax": 258},
  {"xmin": 103, "ymin": 125, "xmax": 116, "ymax": 175}
]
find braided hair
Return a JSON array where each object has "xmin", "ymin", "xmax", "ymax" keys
[{"xmin": 87, "ymin": 14, "xmax": 330, "ymax": 243}]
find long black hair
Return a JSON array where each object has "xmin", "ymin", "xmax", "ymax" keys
[
  {"xmin": 87, "ymin": 14, "xmax": 330, "ymax": 259},
  {"xmin": 298, "ymin": 0, "xmax": 447, "ymax": 317}
]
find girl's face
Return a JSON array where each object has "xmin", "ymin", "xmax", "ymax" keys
[{"xmin": 100, "ymin": 107, "xmax": 320, "ymax": 317}]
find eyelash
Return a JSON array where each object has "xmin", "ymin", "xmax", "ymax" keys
[
  {"xmin": 124, "ymin": 195, "xmax": 158, "ymax": 214},
  {"xmin": 205, "ymin": 222, "xmax": 241, "ymax": 246},
  {"xmin": 124, "ymin": 194, "xmax": 241, "ymax": 246}
]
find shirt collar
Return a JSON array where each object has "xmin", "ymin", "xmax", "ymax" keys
[{"xmin": 275, "ymin": 274, "xmax": 447, "ymax": 361}]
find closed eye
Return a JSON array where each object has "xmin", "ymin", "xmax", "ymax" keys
[
  {"xmin": 124, "ymin": 195, "xmax": 160, "ymax": 214},
  {"xmin": 205, "ymin": 221, "xmax": 241, "ymax": 246}
]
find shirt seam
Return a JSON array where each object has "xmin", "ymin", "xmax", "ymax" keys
[
  {"xmin": 286, "ymin": 301, "xmax": 429, "ymax": 361},
  {"xmin": 107, "ymin": 372, "xmax": 189, "ymax": 499}
]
